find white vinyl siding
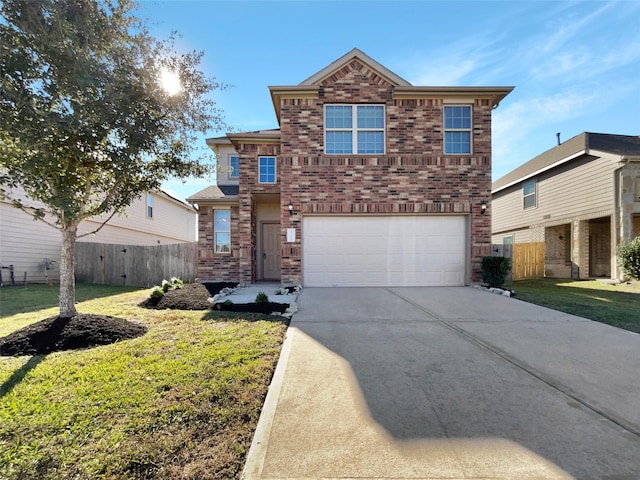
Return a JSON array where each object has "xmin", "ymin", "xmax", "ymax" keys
[
  {"xmin": 303, "ymin": 216, "xmax": 466, "ymax": 287},
  {"xmin": 1, "ymin": 190, "xmax": 196, "ymax": 283},
  {"xmin": 492, "ymin": 155, "xmax": 618, "ymax": 236}
]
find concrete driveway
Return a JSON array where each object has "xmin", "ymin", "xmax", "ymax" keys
[{"xmin": 242, "ymin": 287, "xmax": 640, "ymax": 480}]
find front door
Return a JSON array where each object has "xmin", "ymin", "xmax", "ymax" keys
[{"xmin": 262, "ymin": 223, "xmax": 281, "ymax": 280}]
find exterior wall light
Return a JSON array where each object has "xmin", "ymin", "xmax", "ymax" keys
[
  {"xmin": 288, "ymin": 202, "xmax": 294, "ymax": 216},
  {"xmin": 480, "ymin": 201, "xmax": 487, "ymax": 215}
]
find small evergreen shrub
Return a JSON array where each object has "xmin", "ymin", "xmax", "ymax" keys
[
  {"xmin": 161, "ymin": 279, "xmax": 172, "ymax": 293},
  {"xmin": 617, "ymin": 237, "xmax": 640, "ymax": 280},
  {"xmin": 150, "ymin": 286, "xmax": 164, "ymax": 299},
  {"xmin": 255, "ymin": 292, "xmax": 269, "ymax": 304},
  {"xmin": 150, "ymin": 277, "xmax": 184, "ymax": 299},
  {"xmin": 481, "ymin": 256, "xmax": 511, "ymax": 288}
]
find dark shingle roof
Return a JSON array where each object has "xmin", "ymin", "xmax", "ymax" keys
[
  {"xmin": 493, "ymin": 132, "xmax": 640, "ymax": 193},
  {"xmin": 587, "ymin": 133, "xmax": 640, "ymax": 156},
  {"xmin": 186, "ymin": 185, "xmax": 239, "ymax": 203}
]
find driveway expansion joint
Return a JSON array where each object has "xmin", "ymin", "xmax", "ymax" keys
[
  {"xmin": 387, "ymin": 288, "xmax": 640, "ymax": 440},
  {"xmin": 442, "ymin": 320, "xmax": 640, "ymax": 439}
]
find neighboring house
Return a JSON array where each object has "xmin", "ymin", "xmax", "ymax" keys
[
  {"xmin": 187, "ymin": 48, "xmax": 513, "ymax": 287},
  {"xmin": 492, "ymin": 132, "xmax": 640, "ymax": 281},
  {"xmin": 0, "ymin": 188, "xmax": 197, "ymax": 284}
]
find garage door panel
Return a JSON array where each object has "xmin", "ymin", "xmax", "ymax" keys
[{"xmin": 303, "ymin": 216, "xmax": 466, "ymax": 287}]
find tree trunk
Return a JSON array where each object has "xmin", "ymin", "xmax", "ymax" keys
[{"xmin": 59, "ymin": 225, "xmax": 78, "ymax": 318}]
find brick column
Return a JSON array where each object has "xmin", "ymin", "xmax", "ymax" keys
[{"xmin": 571, "ymin": 220, "xmax": 590, "ymax": 279}]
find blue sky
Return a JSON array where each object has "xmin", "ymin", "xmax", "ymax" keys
[{"xmin": 136, "ymin": 0, "xmax": 640, "ymax": 202}]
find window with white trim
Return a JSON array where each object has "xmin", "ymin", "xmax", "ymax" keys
[
  {"xmin": 444, "ymin": 105, "xmax": 472, "ymax": 154},
  {"xmin": 146, "ymin": 194, "xmax": 153, "ymax": 218},
  {"xmin": 325, "ymin": 105, "xmax": 385, "ymax": 154},
  {"xmin": 229, "ymin": 155, "xmax": 239, "ymax": 178},
  {"xmin": 258, "ymin": 156, "xmax": 276, "ymax": 183},
  {"xmin": 214, "ymin": 210, "xmax": 230, "ymax": 253},
  {"xmin": 523, "ymin": 179, "xmax": 536, "ymax": 209}
]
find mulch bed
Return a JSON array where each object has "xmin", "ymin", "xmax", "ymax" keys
[
  {"xmin": 139, "ymin": 283, "xmax": 214, "ymax": 310},
  {"xmin": 0, "ymin": 314, "xmax": 148, "ymax": 357},
  {"xmin": 2, "ymin": 282, "xmax": 289, "ymax": 357},
  {"xmin": 139, "ymin": 283, "xmax": 290, "ymax": 315},
  {"xmin": 213, "ymin": 302, "xmax": 289, "ymax": 314}
]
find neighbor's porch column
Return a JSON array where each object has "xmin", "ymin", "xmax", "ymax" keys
[{"xmin": 571, "ymin": 220, "xmax": 590, "ymax": 279}]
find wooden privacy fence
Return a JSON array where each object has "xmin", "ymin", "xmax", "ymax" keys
[
  {"xmin": 490, "ymin": 242, "xmax": 545, "ymax": 281},
  {"xmin": 512, "ymin": 242, "xmax": 545, "ymax": 280},
  {"xmin": 75, "ymin": 242, "xmax": 198, "ymax": 287}
]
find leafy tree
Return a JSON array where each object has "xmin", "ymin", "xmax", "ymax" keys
[
  {"xmin": 0, "ymin": 0, "xmax": 224, "ymax": 317},
  {"xmin": 617, "ymin": 237, "xmax": 640, "ymax": 281}
]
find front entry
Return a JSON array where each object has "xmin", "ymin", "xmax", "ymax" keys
[{"xmin": 261, "ymin": 222, "xmax": 281, "ymax": 280}]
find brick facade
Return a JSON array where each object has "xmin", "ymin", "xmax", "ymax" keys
[{"xmin": 193, "ymin": 51, "xmax": 510, "ymax": 285}]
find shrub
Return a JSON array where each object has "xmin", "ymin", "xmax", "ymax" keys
[
  {"xmin": 617, "ymin": 237, "xmax": 640, "ymax": 280},
  {"xmin": 255, "ymin": 292, "xmax": 269, "ymax": 304},
  {"xmin": 150, "ymin": 277, "xmax": 184, "ymax": 299},
  {"xmin": 481, "ymin": 256, "xmax": 511, "ymax": 288},
  {"xmin": 150, "ymin": 286, "xmax": 164, "ymax": 299}
]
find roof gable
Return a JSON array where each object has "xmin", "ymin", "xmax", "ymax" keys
[
  {"xmin": 492, "ymin": 132, "xmax": 640, "ymax": 193},
  {"xmin": 299, "ymin": 48, "xmax": 411, "ymax": 87}
]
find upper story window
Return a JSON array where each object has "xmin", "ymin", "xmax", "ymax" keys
[
  {"xmin": 444, "ymin": 105, "xmax": 472, "ymax": 154},
  {"xmin": 146, "ymin": 193, "xmax": 153, "ymax": 218},
  {"xmin": 325, "ymin": 105, "xmax": 385, "ymax": 154},
  {"xmin": 229, "ymin": 155, "xmax": 239, "ymax": 178},
  {"xmin": 523, "ymin": 179, "xmax": 536, "ymax": 209},
  {"xmin": 259, "ymin": 156, "xmax": 276, "ymax": 183},
  {"xmin": 214, "ymin": 209, "xmax": 231, "ymax": 253}
]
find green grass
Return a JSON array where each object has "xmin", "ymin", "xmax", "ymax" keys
[
  {"xmin": 0, "ymin": 283, "xmax": 141, "ymax": 318},
  {"xmin": 513, "ymin": 278, "xmax": 640, "ymax": 333},
  {"xmin": 0, "ymin": 287, "xmax": 287, "ymax": 479}
]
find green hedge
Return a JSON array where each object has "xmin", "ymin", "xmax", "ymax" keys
[
  {"xmin": 617, "ymin": 237, "xmax": 640, "ymax": 280},
  {"xmin": 481, "ymin": 256, "xmax": 511, "ymax": 288}
]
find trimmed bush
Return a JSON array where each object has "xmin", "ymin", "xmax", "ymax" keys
[
  {"xmin": 255, "ymin": 292, "xmax": 269, "ymax": 304},
  {"xmin": 481, "ymin": 256, "xmax": 511, "ymax": 288},
  {"xmin": 617, "ymin": 237, "xmax": 640, "ymax": 280}
]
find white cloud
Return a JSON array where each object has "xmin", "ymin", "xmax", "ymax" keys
[{"xmin": 492, "ymin": 88, "xmax": 599, "ymax": 176}]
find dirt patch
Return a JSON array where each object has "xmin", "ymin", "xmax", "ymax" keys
[
  {"xmin": 140, "ymin": 283, "xmax": 213, "ymax": 310},
  {"xmin": 0, "ymin": 314, "xmax": 148, "ymax": 357}
]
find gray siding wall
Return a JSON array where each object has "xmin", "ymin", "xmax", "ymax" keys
[{"xmin": 492, "ymin": 154, "xmax": 618, "ymax": 238}]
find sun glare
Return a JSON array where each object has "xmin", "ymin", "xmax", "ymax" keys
[{"xmin": 160, "ymin": 68, "xmax": 181, "ymax": 96}]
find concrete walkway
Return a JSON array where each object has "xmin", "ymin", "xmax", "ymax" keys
[{"xmin": 242, "ymin": 287, "xmax": 640, "ymax": 480}]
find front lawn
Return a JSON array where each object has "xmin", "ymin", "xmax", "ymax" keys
[
  {"xmin": 513, "ymin": 278, "xmax": 640, "ymax": 333},
  {"xmin": 0, "ymin": 286, "xmax": 287, "ymax": 479},
  {"xmin": 0, "ymin": 283, "xmax": 141, "ymax": 318}
]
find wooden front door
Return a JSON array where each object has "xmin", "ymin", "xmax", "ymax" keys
[{"xmin": 262, "ymin": 223, "xmax": 281, "ymax": 280}]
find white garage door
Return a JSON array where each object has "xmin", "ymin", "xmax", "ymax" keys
[{"xmin": 303, "ymin": 216, "xmax": 467, "ymax": 287}]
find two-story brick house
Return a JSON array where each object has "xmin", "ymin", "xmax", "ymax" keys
[{"xmin": 187, "ymin": 49, "xmax": 513, "ymax": 286}]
